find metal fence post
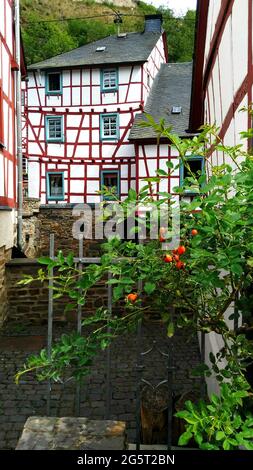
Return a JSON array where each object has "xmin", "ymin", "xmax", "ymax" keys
[
  {"xmin": 167, "ymin": 338, "xmax": 174, "ymax": 450},
  {"xmin": 75, "ymin": 237, "xmax": 83, "ymax": 416},
  {"xmin": 106, "ymin": 271, "xmax": 112, "ymax": 419},
  {"xmin": 47, "ymin": 233, "xmax": 54, "ymax": 416},
  {"xmin": 135, "ymin": 269, "xmax": 143, "ymax": 450}
]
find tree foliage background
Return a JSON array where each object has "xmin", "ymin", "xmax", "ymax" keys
[{"xmin": 20, "ymin": 0, "xmax": 196, "ymax": 65}]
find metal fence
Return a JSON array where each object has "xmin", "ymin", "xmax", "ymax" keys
[{"xmin": 45, "ymin": 234, "xmax": 206, "ymax": 450}]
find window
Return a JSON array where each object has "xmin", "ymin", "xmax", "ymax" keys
[
  {"xmin": 46, "ymin": 172, "xmax": 65, "ymax": 200},
  {"xmin": 0, "ymin": 81, "xmax": 4, "ymax": 147},
  {"xmin": 21, "ymin": 90, "xmax": 25, "ymax": 106},
  {"xmin": 180, "ymin": 156, "xmax": 205, "ymax": 193},
  {"xmin": 101, "ymin": 69, "xmax": 118, "ymax": 92},
  {"xmin": 45, "ymin": 116, "xmax": 64, "ymax": 143},
  {"xmin": 100, "ymin": 114, "xmax": 119, "ymax": 140},
  {"xmin": 22, "ymin": 156, "xmax": 28, "ymax": 176},
  {"xmin": 147, "ymin": 73, "xmax": 150, "ymax": 88},
  {"xmin": 46, "ymin": 72, "xmax": 62, "ymax": 95},
  {"xmin": 101, "ymin": 170, "xmax": 120, "ymax": 200}
]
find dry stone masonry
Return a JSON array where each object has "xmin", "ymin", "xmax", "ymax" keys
[
  {"xmin": 0, "ymin": 246, "xmax": 11, "ymax": 327},
  {"xmin": 16, "ymin": 416, "xmax": 126, "ymax": 450}
]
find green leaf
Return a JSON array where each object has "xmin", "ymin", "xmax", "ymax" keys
[
  {"xmin": 178, "ymin": 431, "xmax": 193, "ymax": 446},
  {"xmin": 216, "ymin": 431, "xmax": 225, "ymax": 441},
  {"xmin": 200, "ymin": 442, "xmax": 219, "ymax": 450},
  {"xmin": 144, "ymin": 282, "xmax": 156, "ymax": 295},
  {"xmin": 211, "ymin": 394, "xmax": 220, "ymax": 405},
  {"xmin": 231, "ymin": 264, "xmax": 243, "ymax": 276},
  {"xmin": 240, "ymin": 429, "xmax": 253, "ymax": 439},
  {"xmin": 38, "ymin": 257, "xmax": 52, "ymax": 265},
  {"xmin": 195, "ymin": 433, "xmax": 203, "ymax": 446},
  {"xmin": 156, "ymin": 169, "xmax": 168, "ymax": 176},
  {"xmin": 223, "ymin": 440, "xmax": 231, "ymax": 450},
  {"xmin": 166, "ymin": 161, "xmax": 174, "ymax": 169},
  {"xmin": 127, "ymin": 188, "xmax": 137, "ymax": 201},
  {"xmin": 66, "ymin": 253, "xmax": 74, "ymax": 267},
  {"xmin": 167, "ymin": 322, "xmax": 174, "ymax": 338},
  {"xmin": 232, "ymin": 390, "xmax": 249, "ymax": 399},
  {"xmin": 242, "ymin": 440, "xmax": 253, "ymax": 450}
]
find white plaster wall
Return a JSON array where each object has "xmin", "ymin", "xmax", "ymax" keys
[
  {"xmin": 218, "ymin": 20, "xmax": 234, "ymax": 120},
  {"xmin": 0, "ymin": 211, "xmax": 15, "ymax": 250},
  {"xmin": 231, "ymin": 0, "xmax": 248, "ymax": 92},
  {"xmin": 28, "ymin": 162, "xmax": 40, "ymax": 198},
  {"xmin": 0, "ymin": 153, "xmax": 4, "ymax": 197}
]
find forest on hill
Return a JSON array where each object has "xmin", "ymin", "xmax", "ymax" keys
[{"xmin": 20, "ymin": 0, "xmax": 196, "ymax": 65}]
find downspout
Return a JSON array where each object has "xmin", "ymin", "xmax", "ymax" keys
[{"xmin": 14, "ymin": 0, "xmax": 23, "ymax": 250}]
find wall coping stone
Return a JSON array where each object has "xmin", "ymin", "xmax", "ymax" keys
[
  {"xmin": 24, "ymin": 198, "xmax": 40, "ymax": 202},
  {"xmin": 40, "ymin": 203, "xmax": 96, "ymax": 209},
  {"xmin": 6, "ymin": 258, "xmax": 39, "ymax": 267},
  {"xmin": 0, "ymin": 206, "xmax": 12, "ymax": 211},
  {"xmin": 16, "ymin": 416, "xmax": 127, "ymax": 450}
]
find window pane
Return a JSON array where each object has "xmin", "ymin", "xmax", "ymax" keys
[
  {"xmin": 49, "ymin": 174, "xmax": 63, "ymax": 196},
  {"xmin": 103, "ymin": 173, "xmax": 118, "ymax": 190},
  {"xmin": 48, "ymin": 73, "xmax": 61, "ymax": 92},
  {"xmin": 102, "ymin": 115, "xmax": 118, "ymax": 138},
  {"xmin": 183, "ymin": 160, "xmax": 202, "ymax": 179},
  {"xmin": 48, "ymin": 118, "xmax": 62, "ymax": 140},
  {"xmin": 103, "ymin": 70, "xmax": 116, "ymax": 89}
]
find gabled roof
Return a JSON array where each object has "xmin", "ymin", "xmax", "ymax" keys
[
  {"xmin": 28, "ymin": 32, "xmax": 162, "ymax": 70},
  {"xmin": 129, "ymin": 62, "xmax": 194, "ymax": 141}
]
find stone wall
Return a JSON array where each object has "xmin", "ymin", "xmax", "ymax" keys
[
  {"xmin": 16, "ymin": 417, "xmax": 126, "ymax": 450},
  {"xmin": 22, "ymin": 198, "xmax": 41, "ymax": 258},
  {"xmin": 6, "ymin": 259, "xmax": 108, "ymax": 324},
  {"xmin": 0, "ymin": 246, "xmax": 12, "ymax": 327},
  {"xmin": 37, "ymin": 206, "xmax": 102, "ymax": 257}
]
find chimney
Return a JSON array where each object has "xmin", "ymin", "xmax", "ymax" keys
[{"xmin": 144, "ymin": 14, "xmax": 163, "ymax": 33}]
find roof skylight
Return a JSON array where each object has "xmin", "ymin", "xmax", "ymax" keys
[{"xmin": 171, "ymin": 106, "xmax": 182, "ymax": 114}]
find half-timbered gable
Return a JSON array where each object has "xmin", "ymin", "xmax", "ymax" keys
[
  {"xmin": 24, "ymin": 15, "xmax": 170, "ymax": 204},
  {"xmin": 0, "ymin": 0, "xmax": 25, "ymax": 249},
  {"xmin": 129, "ymin": 62, "xmax": 195, "ymax": 199},
  {"xmin": 0, "ymin": 0, "xmax": 17, "ymax": 212}
]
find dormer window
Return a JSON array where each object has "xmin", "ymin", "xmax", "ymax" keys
[
  {"xmin": 46, "ymin": 72, "xmax": 62, "ymax": 95},
  {"xmin": 101, "ymin": 69, "xmax": 118, "ymax": 92}
]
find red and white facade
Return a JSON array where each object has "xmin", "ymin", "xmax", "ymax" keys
[
  {"xmin": 190, "ymin": 0, "xmax": 253, "ymax": 395},
  {"xmin": 191, "ymin": 0, "xmax": 253, "ymax": 172},
  {"xmin": 0, "ymin": 0, "xmax": 25, "ymax": 250},
  {"xmin": 23, "ymin": 33, "xmax": 168, "ymax": 204}
]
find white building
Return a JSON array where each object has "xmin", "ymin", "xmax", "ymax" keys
[
  {"xmin": 191, "ymin": 0, "xmax": 253, "ymax": 395},
  {"xmin": 23, "ymin": 15, "xmax": 198, "ymax": 206},
  {"xmin": 0, "ymin": 0, "xmax": 26, "ymax": 324}
]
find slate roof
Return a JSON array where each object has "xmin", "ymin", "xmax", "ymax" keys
[
  {"xmin": 129, "ymin": 62, "xmax": 194, "ymax": 140},
  {"xmin": 28, "ymin": 32, "xmax": 162, "ymax": 70}
]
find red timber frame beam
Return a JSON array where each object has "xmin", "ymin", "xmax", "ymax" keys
[{"xmin": 189, "ymin": 0, "xmax": 210, "ymax": 132}]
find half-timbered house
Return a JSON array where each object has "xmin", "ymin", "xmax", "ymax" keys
[{"xmin": 23, "ymin": 15, "xmax": 196, "ymax": 205}]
